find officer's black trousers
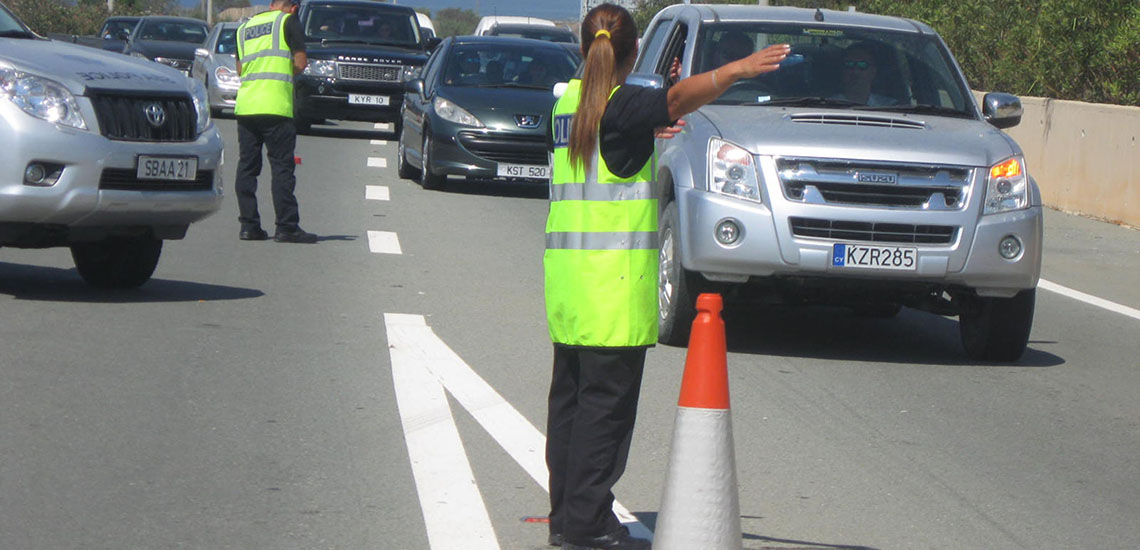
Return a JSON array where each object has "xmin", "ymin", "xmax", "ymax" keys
[
  {"xmin": 546, "ymin": 344, "xmax": 647, "ymax": 544},
  {"xmin": 235, "ymin": 115, "xmax": 300, "ymax": 231}
]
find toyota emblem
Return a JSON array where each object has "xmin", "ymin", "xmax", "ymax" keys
[{"xmin": 143, "ymin": 103, "xmax": 166, "ymax": 128}]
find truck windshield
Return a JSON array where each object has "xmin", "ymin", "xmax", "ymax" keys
[
  {"xmin": 303, "ymin": 6, "xmax": 420, "ymax": 47},
  {"xmin": 697, "ymin": 23, "xmax": 973, "ymax": 116},
  {"xmin": 0, "ymin": 4, "xmax": 30, "ymax": 34}
]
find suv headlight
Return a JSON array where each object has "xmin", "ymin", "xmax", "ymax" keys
[
  {"xmin": 0, "ymin": 68, "xmax": 87, "ymax": 130},
  {"xmin": 433, "ymin": 96, "xmax": 482, "ymax": 127},
  {"xmin": 401, "ymin": 65, "xmax": 420, "ymax": 82},
  {"xmin": 984, "ymin": 156, "xmax": 1028, "ymax": 214},
  {"xmin": 708, "ymin": 137, "xmax": 761, "ymax": 202},
  {"xmin": 189, "ymin": 78, "xmax": 211, "ymax": 135},
  {"xmin": 303, "ymin": 59, "xmax": 336, "ymax": 77}
]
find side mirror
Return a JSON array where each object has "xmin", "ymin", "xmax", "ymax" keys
[
  {"xmin": 117, "ymin": 30, "xmax": 131, "ymax": 41},
  {"xmin": 424, "ymin": 36, "xmax": 442, "ymax": 52},
  {"xmin": 626, "ymin": 72, "xmax": 665, "ymax": 90},
  {"xmin": 405, "ymin": 78, "xmax": 425, "ymax": 96},
  {"xmin": 982, "ymin": 92, "xmax": 1023, "ymax": 130},
  {"xmin": 194, "ymin": 48, "xmax": 209, "ymax": 58}
]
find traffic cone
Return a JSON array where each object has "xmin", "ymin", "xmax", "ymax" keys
[{"xmin": 653, "ymin": 293, "xmax": 743, "ymax": 550}]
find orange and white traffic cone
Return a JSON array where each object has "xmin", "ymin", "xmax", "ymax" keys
[{"xmin": 654, "ymin": 293, "xmax": 743, "ymax": 550}]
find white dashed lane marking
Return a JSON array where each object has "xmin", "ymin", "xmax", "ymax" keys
[
  {"xmin": 367, "ymin": 231, "xmax": 401, "ymax": 254},
  {"xmin": 370, "ymin": 139, "xmax": 387, "ymax": 145},
  {"xmin": 1039, "ymin": 279, "xmax": 1140, "ymax": 322},
  {"xmin": 366, "ymin": 185, "xmax": 390, "ymax": 201},
  {"xmin": 367, "ymin": 157, "xmax": 388, "ymax": 168}
]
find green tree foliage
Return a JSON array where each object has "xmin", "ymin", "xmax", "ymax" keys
[
  {"xmin": 630, "ymin": 0, "xmax": 1140, "ymax": 106},
  {"xmin": 433, "ymin": 7, "xmax": 479, "ymax": 39},
  {"xmin": 8, "ymin": 0, "xmax": 174, "ymax": 36}
]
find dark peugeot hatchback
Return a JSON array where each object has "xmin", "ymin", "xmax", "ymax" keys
[{"xmin": 293, "ymin": 0, "xmax": 439, "ymax": 133}]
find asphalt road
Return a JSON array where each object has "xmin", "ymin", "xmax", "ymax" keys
[{"xmin": 2, "ymin": 117, "xmax": 1139, "ymax": 550}]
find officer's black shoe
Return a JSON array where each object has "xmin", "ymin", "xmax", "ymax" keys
[
  {"xmin": 273, "ymin": 227, "xmax": 318, "ymax": 244},
  {"xmin": 562, "ymin": 526, "xmax": 650, "ymax": 550},
  {"xmin": 239, "ymin": 226, "xmax": 269, "ymax": 241},
  {"xmin": 548, "ymin": 533, "xmax": 563, "ymax": 547}
]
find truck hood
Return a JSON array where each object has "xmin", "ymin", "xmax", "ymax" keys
[
  {"xmin": 2, "ymin": 38, "xmax": 189, "ymax": 95},
  {"xmin": 698, "ymin": 105, "xmax": 1019, "ymax": 168},
  {"xmin": 304, "ymin": 41, "xmax": 428, "ymax": 65}
]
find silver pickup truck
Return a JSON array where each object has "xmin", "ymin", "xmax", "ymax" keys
[
  {"xmin": 634, "ymin": 5, "xmax": 1041, "ymax": 361},
  {"xmin": 1, "ymin": 3, "xmax": 222, "ymax": 288}
]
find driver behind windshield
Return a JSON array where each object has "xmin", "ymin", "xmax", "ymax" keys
[{"xmin": 832, "ymin": 43, "xmax": 898, "ymax": 106}]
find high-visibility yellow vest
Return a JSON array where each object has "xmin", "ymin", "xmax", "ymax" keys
[
  {"xmin": 544, "ymin": 79, "xmax": 658, "ymax": 348},
  {"xmin": 235, "ymin": 10, "xmax": 295, "ymax": 117}
]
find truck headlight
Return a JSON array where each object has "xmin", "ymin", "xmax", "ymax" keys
[
  {"xmin": 303, "ymin": 59, "xmax": 336, "ymax": 77},
  {"xmin": 984, "ymin": 156, "xmax": 1028, "ymax": 214},
  {"xmin": 0, "ymin": 68, "xmax": 87, "ymax": 130},
  {"xmin": 189, "ymin": 78, "xmax": 211, "ymax": 135},
  {"xmin": 214, "ymin": 66, "xmax": 241, "ymax": 87},
  {"xmin": 708, "ymin": 138, "xmax": 761, "ymax": 203},
  {"xmin": 433, "ymin": 96, "xmax": 482, "ymax": 127}
]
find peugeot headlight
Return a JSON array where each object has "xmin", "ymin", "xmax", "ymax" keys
[
  {"xmin": 189, "ymin": 77, "xmax": 211, "ymax": 135},
  {"xmin": 433, "ymin": 96, "xmax": 482, "ymax": 127},
  {"xmin": 708, "ymin": 138, "xmax": 761, "ymax": 202},
  {"xmin": 303, "ymin": 59, "xmax": 336, "ymax": 77},
  {"xmin": 0, "ymin": 68, "xmax": 87, "ymax": 129},
  {"xmin": 984, "ymin": 156, "xmax": 1029, "ymax": 214},
  {"xmin": 214, "ymin": 66, "xmax": 241, "ymax": 88}
]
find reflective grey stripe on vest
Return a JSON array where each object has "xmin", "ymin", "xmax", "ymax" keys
[
  {"xmin": 546, "ymin": 231, "xmax": 658, "ymax": 250},
  {"xmin": 241, "ymin": 72, "xmax": 294, "ymax": 83},
  {"xmin": 550, "ymin": 180, "xmax": 654, "ymax": 202},
  {"xmin": 240, "ymin": 49, "xmax": 292, "ymax": 63}
]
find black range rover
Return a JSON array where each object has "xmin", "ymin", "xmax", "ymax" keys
[{"xmin": 294, "ymin": 0, "xmax": 438, "ymax": 133}]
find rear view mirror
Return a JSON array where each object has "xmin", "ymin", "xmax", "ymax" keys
[
  {"xmin": 424, "ymin": 36, "xmax": 442, "ymax": 52},
  {"xmin": 194, "ymin": 48, "xmax": 209, "ymax": 58},
  {"xmin": 626, "ymin": 72, "xmax": 665, "ymax": 90},
  {"xmin": 405, "ymin": 78, "xmax": 425, "ymax": 96},
  {"xmin": 982, "ymin": 92, "xmax": 1023, "ymax": 130}
]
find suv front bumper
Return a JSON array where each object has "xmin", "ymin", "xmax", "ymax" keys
[{"xmin": 294, "ymin": 76, "xmax": 404, "ymax": 123}]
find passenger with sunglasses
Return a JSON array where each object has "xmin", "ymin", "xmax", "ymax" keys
[{"xmin": 833, "ymin": 43, "xmax": 898, "ymax": 106}]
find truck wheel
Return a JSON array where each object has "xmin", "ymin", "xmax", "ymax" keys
[
  {"xmin": 959, "ymin": 288, "xmax": 1036, "ymax": 362},
  {"xmin": 70, "ymin": 236, "xmax": 163, "ymax": 289},
  {"xmin": 658, "ymin": 201, "xmax": 697, "ymax": 346},
  {"xmin": 420, "ymin": 130, "xmax": 445, "ymax": 190},
  {"xmin": 397, "ymin": 135, "xmax": 419, "ymax": 180}
]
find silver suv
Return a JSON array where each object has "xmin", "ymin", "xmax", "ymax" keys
[
  {"xmin": 1, "ymin": 2, "xmax": 223, "ymax": 288},
  {"xmin": 634, "ymin": 5, "xmax": 1041, "ymax": 361}
]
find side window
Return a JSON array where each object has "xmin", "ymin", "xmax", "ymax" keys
[
  {"xmin": 654, "ymin": 22, "xmax": 688, "ymax": 82},
  {"xmin": 422, "ymin": 43, "xmax": 446, "ymax": 94},
  {"xmin": 634, "ymin": 17, "xmax": 673, "ymax": 73}
]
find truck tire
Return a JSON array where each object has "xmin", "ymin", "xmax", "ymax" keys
[
  {"xmin": 658, "ymin": 201, "xmax": 698, "ymax": 347},
  {"xmin": 397, "ymin": 134, "xmax": 419, "ymax": 180},
  {"xmin": 70, "ymin": 236, "xmax": 163, "ymax": 289},
  {"xmin": 959, "ymin": 288, "xmax": 1036, "ymax": 362},
  {"xmin": 420, "ymin": 129, "xmax": 445, "ymax": 190}
]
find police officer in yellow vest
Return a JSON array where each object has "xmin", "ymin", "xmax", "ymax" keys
[
  {"xmin": 543, "ymin": 5, "xmax": 788, "ymax": 549},
  {"xmin": 234, "ymin": 0, "xmax": 317, "ymax": 243}
]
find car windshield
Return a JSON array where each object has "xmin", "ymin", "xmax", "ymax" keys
[
  {"xmin": 216, "ymin": 28, "xmax": 237, "ymax": 54},
  {"xmin": 491, "ymin": 26, "xmax": 576, "ymax": 43},
  {"xmin": 101, "ymin": 19, "xmax": 137, "ymax": 39},
  {"xmin": 303, "ymin": 6, "xmax": 420, "ymax": 47},
  {"xmin": 138, "ymin": 20, "xmax": 208, "ymax": 43},
  {"xmin": 0, "ymin": 3, "xmax": 29, "ymax": 34},
  {"xmin": 696, "ymin": 23, "xmax": 973, "ymax": 116},
  {"xmin": 442, "ymin": 43, "xmax": 580, "ymax": 89}
]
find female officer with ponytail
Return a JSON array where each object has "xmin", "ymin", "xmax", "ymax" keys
[{"xmin": 543, "ymin": 4, "xmax": 788, "ymax": 549}]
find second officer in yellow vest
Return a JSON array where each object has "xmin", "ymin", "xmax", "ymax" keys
[
  {"xmin": 235, "ymin": 0, "xmax": 316, "ymax": 243},
  {"xmin": 542, "ymin": 4, "xmax": 788, "ymax": 549}
]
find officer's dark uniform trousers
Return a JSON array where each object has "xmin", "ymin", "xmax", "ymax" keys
[{"xmin": 235, "ymin": 115, "xmax": 300, "ymax": 231}]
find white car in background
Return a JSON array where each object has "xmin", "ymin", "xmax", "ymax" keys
[
  {"xmin": 416, "ymin": 12, "xmax": 436, "ymax": 39},
  {"xmin": 473, "ymin": 15, "xmax": 555, "ymax": 36}
]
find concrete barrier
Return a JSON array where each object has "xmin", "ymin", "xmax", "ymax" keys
[{"xmin": 985, "ymin": 93, "xmax": 1140, "ymax": 228}]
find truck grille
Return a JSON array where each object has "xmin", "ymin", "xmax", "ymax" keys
[
  {"xmin": 458, "ymin": 132, "xmax": 547, "ymax": 165},
  {"xmin": 338, "ymin": 63, "xmax": 401, "ymax": 82},
  {"xmin": 99, "ymin": 168, "xmax": 214, "ymax": 191},
  {"xmin": 777, "ymin": 158, "xmax": 971, "ymax": 210},
  {"xmin": 790, "ymin": 217, "xmax": 957, "ymax": 245},
  {"xmin": 89, "ymin": 92, "xmax": 197, "ymax": 142}
]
